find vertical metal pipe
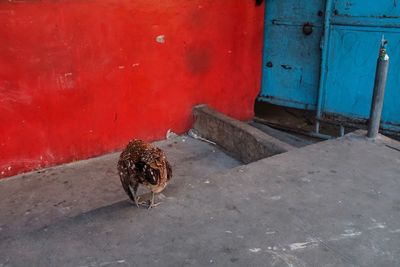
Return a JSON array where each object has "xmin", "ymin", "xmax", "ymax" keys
[
  {"xmin": 367, "ymin": 37, "xmax": 389, "ymax": 138},
  {"xmin": 339, "ymin": 125, "xmax": 345, "ymax": 137},
  {"xmin": 315, "ymin": 120, "xmax": 321, "ymax": 133},
  {"xmin": 315, "ymin": 0, "xmax": 334, "ymax": 133}
]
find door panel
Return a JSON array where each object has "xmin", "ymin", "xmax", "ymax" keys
[
  {"xmin": 323, "ymin": 1, "xmax": 400, "ymax": 130},
  {"xmin": 259, "ymin": 0, "xmax": 325, "ymax": 110},
  {"xmin": 324, "ymin": 27, "xmax": 400, "ymax": 128},
  {"xmin": 334, "ymin": 0, "xmax": 400, "ymax": 18}
]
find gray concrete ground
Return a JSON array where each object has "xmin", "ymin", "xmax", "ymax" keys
[{"xmin": 1, "ymin": 132, "xmax": 400, "ymax": 266}]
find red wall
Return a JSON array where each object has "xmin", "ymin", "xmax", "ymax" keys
[{"xmin": 0, "ymin": 0, "xmax": 264, "ymax": 178}]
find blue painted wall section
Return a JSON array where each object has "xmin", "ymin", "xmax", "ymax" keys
[{"xmin": 259, "ymin": 0, "xmax": 400, "ymax": 133}]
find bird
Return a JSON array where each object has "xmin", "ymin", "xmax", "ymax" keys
[{"xmin": 117, "ymin": 139, "xmax": 172, "ymax": 209}]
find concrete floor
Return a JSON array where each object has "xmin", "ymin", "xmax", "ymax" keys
[{"xmin": 1, "ymin": 132, "xmax": 400, "ymax": 266}]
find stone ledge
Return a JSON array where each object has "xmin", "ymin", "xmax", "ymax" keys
[{"xmin": 192, "ymin": 105, "xmax": 295, "ymax": 163}]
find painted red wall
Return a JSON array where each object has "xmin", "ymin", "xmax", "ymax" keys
[{"xmin": 0, "ymin": 0, "xmax": 264, "ymax": 178}]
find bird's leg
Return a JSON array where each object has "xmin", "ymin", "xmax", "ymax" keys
[
  {"xmin": 147, "ymin": 192, "xmax": 162, "ymax": 209},
  {"xmin": 132, "ymin": 183, "xmax": 146, "ymax": 208}
]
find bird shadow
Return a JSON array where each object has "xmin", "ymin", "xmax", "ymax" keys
[{"xmin": 1, "ymin": 198, "xmax": 152, "ymax": 241}]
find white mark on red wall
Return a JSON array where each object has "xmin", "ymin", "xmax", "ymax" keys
[
  {"xmin": 156, "ymin": 35, "xmax": 165, "ymax": 43},
  {"xmin": 58, "ymin": 73, "xmax": 75, "ymax": 90}
]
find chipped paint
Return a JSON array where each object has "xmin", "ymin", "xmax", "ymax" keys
[{"xmin": 156, "ymin": 35, "xmax": 165, "ymax": 43}]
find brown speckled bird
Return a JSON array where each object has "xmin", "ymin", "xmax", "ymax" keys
[{"xmin": 117, "ymin": 139, "xmax": 172, "ymax": 209}]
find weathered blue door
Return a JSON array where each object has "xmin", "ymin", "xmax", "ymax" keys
[
  {"xmin": 323, "ymin": 0, "xmax": 400, "ymax": 132},
  {"xmin": 260, "ymin": 0, "xmax": 325, "ymax": 110},
  {"xmin": 259, "ymin": 0, "xmax": 400, "ymax": 133}
]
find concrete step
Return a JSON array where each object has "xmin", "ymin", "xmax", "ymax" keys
[{"xmin": 192, "ymin": 105, "xmax": 296, "ymax": 164}]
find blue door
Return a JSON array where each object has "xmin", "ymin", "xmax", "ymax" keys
[
  {"xmin": 323, "ymin": 0, "xmax": 400, "ymax": 132},
  {"xmin": 259, "ymin": 0, "xmax": 400, "ymax": 133},
  {"xmin": 260, "ymin": 0, "xmax": 326, "ymax": 110}
]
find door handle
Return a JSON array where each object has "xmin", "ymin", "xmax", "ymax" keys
[{"xmin": 303, "ymin": 22, "xmax": 313, "ymax": 35}]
